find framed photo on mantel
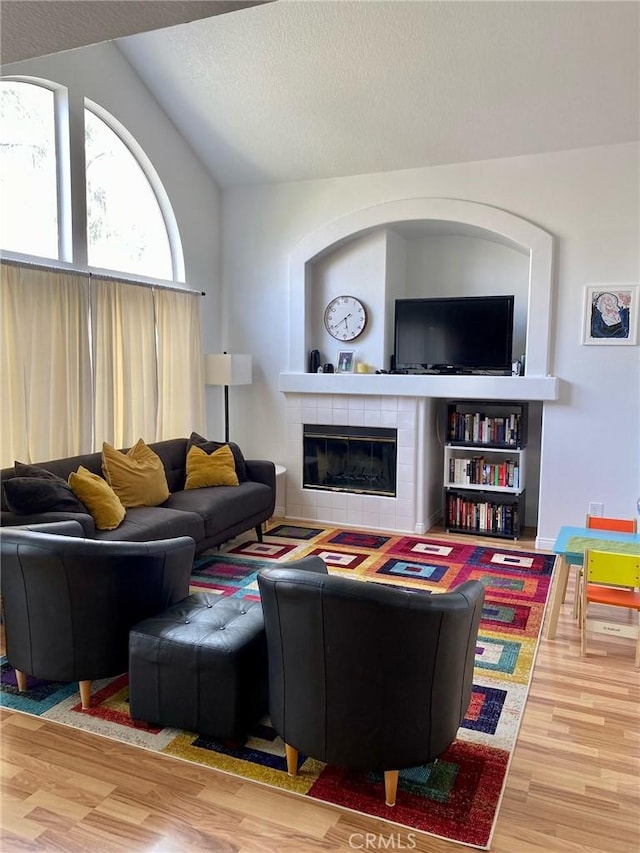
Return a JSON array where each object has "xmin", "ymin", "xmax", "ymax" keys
[
  {"xmin": 582, "ymin": 284, "xmax": 638, "ymax": 345},
  {"xmin": 336, "ymin": 350, "xmax": 355, "ymax": 373}
]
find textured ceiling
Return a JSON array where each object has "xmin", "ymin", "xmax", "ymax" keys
[
  {"xmin": 115, "ymin": 0, "xmax": 638, "ymax": 188},
  {"xmin": 3, "ymin": 1, "xmax": 638, "ymax": 189},
  {"xmin": 0, "ymin": 0, "xmax": 271, "ymax": 63}
]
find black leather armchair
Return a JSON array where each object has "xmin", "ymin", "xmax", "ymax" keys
[
  {"xmin": 257, "ymin": 565, "xmax": 485, "ymax": 807},
  {"xmin": 1, "ymin": 524, "xmax": 195, "ymax": 709}
]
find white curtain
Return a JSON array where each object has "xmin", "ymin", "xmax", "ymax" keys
[
  {"xmin": 155, "ymin": 287, "xmax": 205, "ymax": 439},
  {"xmin": 91, "ymin": 276, "xmax": 158, "ymax": 448},
  {"xmin": 0, "ymin": 262, "xmax": 92, "ymax": 466},
  {"xmin": 1, "ymin": 263, "xmax": 29, "ymax": 464},
  {"xmin": 1, "ymin": 263, "xmax": 205, "ymax": 467}
]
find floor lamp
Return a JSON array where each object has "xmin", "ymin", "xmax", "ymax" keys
[{"xmin": 204, "ymin": 353, "xmax": 252, "ymax": 443}]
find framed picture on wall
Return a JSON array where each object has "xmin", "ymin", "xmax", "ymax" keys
[
  {"xmin": 336, "ymin": 350, "xmax": 355, "ymax": 373},
  {"xmin": 582, "ymin": 284, "xmax": 639, "ymax": 345}
]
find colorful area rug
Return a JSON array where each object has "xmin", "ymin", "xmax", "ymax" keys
[{"xmin": 0, "ymin": 524, "xmax": 555, "ymax": 849}]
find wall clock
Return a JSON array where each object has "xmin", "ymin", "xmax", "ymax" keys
[{"xmin": 323, "ymin": 295, "xmax": 367, "ymax": 341}]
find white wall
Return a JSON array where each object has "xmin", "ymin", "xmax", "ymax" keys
[
  {"xmin": 223, "ymin": 143, "xmax": 639, "ymax": 545},
  {"xmin": 3, "ymin": 43, "xmax": 227, "ymax": 437},
  {"xmin": 384, "ymin": 228, "xmax": 408, "ymax": 365}
]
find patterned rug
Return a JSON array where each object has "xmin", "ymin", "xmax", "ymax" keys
[{"xmin": 0, "ymin": 524, "xmax": 555, "ymax": 849}]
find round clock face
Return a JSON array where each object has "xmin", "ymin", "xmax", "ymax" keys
[{"xmin": 323, "ymin": 295, "xmax": 367, "ymax": 341}]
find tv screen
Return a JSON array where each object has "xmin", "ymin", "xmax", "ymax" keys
[{"xmin": 394, "ymin": 295, "xmax": 514, "ymax": 374}]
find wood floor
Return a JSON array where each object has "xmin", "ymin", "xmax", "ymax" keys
[{"xmin": 1, "ymin": 524, "xmax": 639, "ymax": 853}]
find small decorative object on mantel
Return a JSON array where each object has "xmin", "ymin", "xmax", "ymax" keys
[
  {"xmin": 308, "ymin": 349, "xmax": 321, "ymax": 373},
  {"xmin": 336, "ymin": 350, "xmax": 355, "ymax": 373},
  {"xmin": 582, "ymin": 283, "xmax": 638, "ymax": 345}
]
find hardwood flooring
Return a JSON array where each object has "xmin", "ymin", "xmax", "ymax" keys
[{"xmin": 1, "ymin": 524, "xmax": 639, "ymax": 852}]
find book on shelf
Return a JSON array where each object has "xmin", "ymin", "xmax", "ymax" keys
[
  {"xmin": 447, "ymin": 410, "xmax": 524, "ymax": 447},
  {"xmin": 445, "ymin": 492, "xmax": 520, "ymax": 535},
  {"xmin": 447, "ymin": 455, "xmax": 520, "ymax": 488}
]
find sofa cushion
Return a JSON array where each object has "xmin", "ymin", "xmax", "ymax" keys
[
  {"xmin": 68, "ymin": 466, "xmax": 126, "ymax": 531},
  {"xmin": 3, "ymin": 477, "xmax": 88, "ymax": 515},
  {"xmin": 185, "ymin": 445, "xmax": 239, "ymax": 489},
  {"xmin": 164, "ymin": 482, "xmax": 272, "ymax": 539},
  {"xmin": 144, "ymin": 438, "xmax": 188, "ymax": 492},
  {"xmin": 187, "ymin": 432, "xmax": 247, "ymax": 482},
  {"xmin": 93, "ymin": 505, "xmax": 204, "ymax": 543},
  {"xmin": 102, "ymin": 439, "xmax": 170, "ymax": 508}
]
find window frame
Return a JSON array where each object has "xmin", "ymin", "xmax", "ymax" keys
[
  {"xmin": 0, "ymin": 75, "xmax": 70, "ymax": 262},
  {"xmin": 0, "ymin": 76, "xmax": 184, "ymax": 283},
  {"xmin": 84, "ymin": 98, "xmax": 184, "ymax": 283}
]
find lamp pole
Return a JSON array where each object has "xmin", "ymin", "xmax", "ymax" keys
[{"xmin": 223, "ymin": 384, "xmax": 230, "ymax": 443}]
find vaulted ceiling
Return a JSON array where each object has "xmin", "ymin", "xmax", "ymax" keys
[
  {"xmin": 0, "ymin": 1, "xmax": 271, "ymax": 64},
  {"xmin": 3, "ymin": 1, "xmax": 638, "ymax": 189}
]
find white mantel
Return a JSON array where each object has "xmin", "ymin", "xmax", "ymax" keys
[{"xmin": 279, "ymin": 372, "xmax": 558, "ymax": 401}]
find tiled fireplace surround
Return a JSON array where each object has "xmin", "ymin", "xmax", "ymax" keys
[{"xmin": 283, "ymin": 393, "xmax": 439, "ymax": 534}]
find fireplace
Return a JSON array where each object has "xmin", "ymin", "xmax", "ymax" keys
[{"xmin": 303, "ymin": 424, "xmax": 397, "ymax": 496}]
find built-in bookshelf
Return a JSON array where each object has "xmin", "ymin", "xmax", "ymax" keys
[
  {"xmin": 444, "ymin": 401, "xmax": 528, "ymax": 539},
  {"xmin": 446, "ymin": 403, "xmax": 528, "ymax": 447}
]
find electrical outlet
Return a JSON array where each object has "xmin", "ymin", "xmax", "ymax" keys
[{"xmin": 588, "ymin": 501, "xmax": 604, "ymax": 517}]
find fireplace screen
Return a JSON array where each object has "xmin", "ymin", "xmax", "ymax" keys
[{"xmin": 303, "ymin": 424, "xmax": 397, "ymax": 496}]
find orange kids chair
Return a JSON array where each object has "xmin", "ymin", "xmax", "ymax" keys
[{"xmin": 585, "ymin": 515, "xmax": 637, "ymax": 534}]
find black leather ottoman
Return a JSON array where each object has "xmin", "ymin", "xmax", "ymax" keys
[{"xmin": 128, "ymin": 592, "xmax": 268, "ymax": 743}]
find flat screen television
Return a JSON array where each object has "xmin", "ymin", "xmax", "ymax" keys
[{"xmin": 393, "ymin": 295, "xmax": 514, "ymax": 374}]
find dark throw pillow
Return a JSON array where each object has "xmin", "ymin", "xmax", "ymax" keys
[
  {"xmin": 13, "ymin": 461, "xmax": 63, "ymax": 481},
  {"xmin": 186, "ymin": 431, "xmax": 248, "ymax": 482},
  {"xmin": 2, "ymin": 461, "xmax": 62, "ymax": 512},
  {"xmin": 3, "ymin": 477, "xmax": 88, "ymax": 515},
  {"xmin": 0, "ymin": 477, "xmax": 9, "ymax": 512}
]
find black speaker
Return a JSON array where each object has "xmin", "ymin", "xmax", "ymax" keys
[
  {"xmin": 308, "ymin": 349, "xmax": 321, "ymax": 373},
  {"xmin": 389, "ymin": 353, "xmax": 396, "ymax": 372}
]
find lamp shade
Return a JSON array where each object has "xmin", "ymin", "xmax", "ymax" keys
[{"xmin": 204, "ymin": 354, "xmax": 252, "ymax": 386}]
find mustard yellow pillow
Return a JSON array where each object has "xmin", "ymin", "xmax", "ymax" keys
[
  {"xmin": 101, "ymin": 439, "xmax": 170, "ymax": 508},
  {"xmin": 68, "ymin": 466, "xmax": 126, "ymax": 530},
  {"xmin": 185, "ymin": 444, "xmax": 239, "ymax": 489}
]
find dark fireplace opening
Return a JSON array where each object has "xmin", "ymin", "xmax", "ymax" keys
[{"xmin": 303, "ymin": 424, "xmax": 397, "ymax": 497}]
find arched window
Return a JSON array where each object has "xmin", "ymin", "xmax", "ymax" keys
[
  {"xmin": 85, "ymin": 102, "xmax": 175, "ymax": 280},
  {"xmin": 0, "ymin": 80, "xmax": 59, "ymax": 259},
  {"xmin": 0, "ymin": 78, "xmax": 183, "ymax": 281}
]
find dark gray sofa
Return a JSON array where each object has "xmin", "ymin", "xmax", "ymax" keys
[{"xmin": 0, "ymin": 438, "xmax": 276, "ymax": 554}]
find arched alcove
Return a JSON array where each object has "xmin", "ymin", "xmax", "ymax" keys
[{"xmin": 288, "ymin": 197, "xmax": 554, "ymax": 378}]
